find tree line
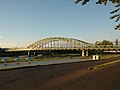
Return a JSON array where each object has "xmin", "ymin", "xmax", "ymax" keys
[{"xmin": 95, "ymin": 40, "xmax": 113, "ymax": 45}]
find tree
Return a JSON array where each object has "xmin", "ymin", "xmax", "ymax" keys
[
  {"xmin": 95, "ymin": 40, "xmax": 113, "ymax": 45},
  {"xmin": 74, "ymin": 0, "xmax": 120, "ymax": 30}
]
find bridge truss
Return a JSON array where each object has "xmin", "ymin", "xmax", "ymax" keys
[
  {"xmin": 27, "ymin": 37, "xmax": 93, "ymax": 49},
  {"xmin": 5, "ymin": 37, "xmax": 120, "ymax": 57}
]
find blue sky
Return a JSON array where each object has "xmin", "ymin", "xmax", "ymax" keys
[{"xmin": 0, "ymin": 0, "xmax": 119, "ymax": 47}]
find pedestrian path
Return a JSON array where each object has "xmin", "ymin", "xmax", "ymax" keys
[{"xmin": 0, "ymin": 59, "xmax": 90, "ymax": 70}]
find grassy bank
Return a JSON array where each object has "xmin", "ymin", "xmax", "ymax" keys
[
  {"xmin": 88, "ymin": 59, "xmax": 120, "ymax": 70},
  {"xmin": 99, "ymin": 54, "xmax": 120, "ymax": 60},
  {"xmin": 0, "ymin": 54, "xmax": 120, "ymax": 63}
]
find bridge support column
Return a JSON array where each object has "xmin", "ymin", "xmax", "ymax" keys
[
  {"xmin": 86, "ymin": 50, "xmax": 89, "ymax": 57},
  {"xmin": 82, "ymin": 50, "xmax": 85, "ymax": 57},
  {"xmin": 82, "ymin": 50, "xmax": 89, "ymax": 57},
  {"xmin": 28, "ymin": 51, "xmax": 30, "ymax": 56},
  {"xmin": 34, "ymin": 51, "xmax": 36, "ymax": 56}
]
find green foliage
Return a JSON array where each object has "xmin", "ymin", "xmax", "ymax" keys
[
  {"xmin": 75, "ymin": 0, "xmax": 120, "ymax": 5},
  {"xmin": 75, "ymin": 0, "xmax": 90, "ymax": 5},
  {"xmin": 95, "ymin": 40, "xmax": 113, "ymax": 45},
  {"xmin": 74, "ymin": 0, "xmax": 120, "ymax": 30}
]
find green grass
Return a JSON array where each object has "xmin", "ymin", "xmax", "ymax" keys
[
  {"xmin": 0, "ymin": 57, "xmax": 27, "ymax": 63},
  {"xmin": 99, "ymin": 54, "xmax": 120, "ymax": 60},
  {"xmin": 88, "ymin": 59, "xmax": 120, "ymax": 70}
]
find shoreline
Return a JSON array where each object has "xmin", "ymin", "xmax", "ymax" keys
[{"xmin": 0, "ymin": 54, "xmax": 120, "ymax": 71}]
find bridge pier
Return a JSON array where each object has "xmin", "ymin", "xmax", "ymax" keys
[
  {"xmin": 28, "ymin": 51, "xmax": 30, "ymax": 56},
  {"xmin": 82, "ymin": 50, "xmax": 89, "ymax": 57},
  {"xmin": 82, "ymin": 50, "xmax": 85, "ymax": 57},
  {"xmin": 86, "ymin": 50, "xmax": 89, "ymax": 56},
  {"xmin": 34, "ymin": 51, "xmax": 36, "ymax": 56}
]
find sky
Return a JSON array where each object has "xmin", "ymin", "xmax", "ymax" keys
[{"xmin": 0, "ymin": 0, "xmax": 120, "ymax": 48}]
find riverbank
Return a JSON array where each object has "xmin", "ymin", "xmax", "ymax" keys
[
  {"xmin": 0, "ymin": 58, "xmax": 90, "ymax": 71},
  {"xmin": 0, "ymin": 54, "xmax": 120, "ymax": 71},
  {"xmin": 0, "ymin": 56, "xmax": 120, "ymax": 90},
  {"xmin": 0, "ymin": 54, "xmax": 120, "ymax": 63}
]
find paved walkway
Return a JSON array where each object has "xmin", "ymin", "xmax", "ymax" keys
[{"xmin": 0, "ymin": 59, "xmax": 91, "ymax": 70}]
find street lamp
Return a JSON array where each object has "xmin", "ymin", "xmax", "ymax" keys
[
  {"xmin": 15, "ymin": 57, "xmax": 20, "ymax": 64},
  {"xmin": 26, "ymin": 57, "xmax": 32, "ymax": 64},
  {"xmin": 2, "ymin": 57, "xmax": 8, "ymax": 65}
]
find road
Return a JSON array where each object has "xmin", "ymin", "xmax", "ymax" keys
[{"xmin": 0, "ymin": 56, "xmax": 120, "ymax": 90}]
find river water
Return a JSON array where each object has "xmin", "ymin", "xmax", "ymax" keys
[{"xmin": 0, "ymin": 58, "xmax": 91, "ymax": 70}]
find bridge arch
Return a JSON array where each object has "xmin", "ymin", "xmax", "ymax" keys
[{"xmin": 27, "ymin": 37, "xmax": 92, "ymax": 49}]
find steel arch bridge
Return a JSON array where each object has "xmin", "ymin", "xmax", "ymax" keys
[
  {"xmin": 5, "ymin": 37, "xmax": 120, "ymax": 57},
  {"xmin": 27, "ymin": 37, "xmax": 93, "ymax": 49}
]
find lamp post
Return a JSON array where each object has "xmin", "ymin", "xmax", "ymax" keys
[
  {"xmin": 15, "ymin": 57, "xmax": 20, "ymax": 64},
  {"xmin": 26, "ymin": 57, "xmax": 32, "ymax": 64},
  {"xmin": 2, "ymin": 58, "xmax": 8, "ymax": 65}
]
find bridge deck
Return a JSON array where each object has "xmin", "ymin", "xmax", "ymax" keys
[{"xmin": 6, "ymin": 47, "xmax": 120, "ymax": 52}]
